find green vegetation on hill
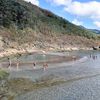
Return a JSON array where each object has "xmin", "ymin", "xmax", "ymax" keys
[{"xmin": 0, "ymin": 0, "xmax": 97, "ymax": 42}]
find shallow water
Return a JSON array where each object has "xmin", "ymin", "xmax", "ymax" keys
[{"xmin": 1, "ymin": 50, "xmax": 100, "ymax": 100}]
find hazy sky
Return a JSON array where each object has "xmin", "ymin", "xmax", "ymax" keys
[{"xmin": 24, "ymin": 0, "xmax": 100, "ymax": 30}]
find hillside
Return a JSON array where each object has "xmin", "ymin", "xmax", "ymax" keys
[
  {"xmin": 0, "ymin": 0, "xmax": 99, "ymax": 51},
  {"xmin": 90, "ymin": 29, "xmax": 100, "ymax": 34}
]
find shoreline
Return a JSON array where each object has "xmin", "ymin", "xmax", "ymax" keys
[
  {"xmin": 0, "ymin": 46, "xmax": 93, "ymax": 59},
  {"xmin": 0, "ymin": 50, "xmax": 99, "ymax": 100}
]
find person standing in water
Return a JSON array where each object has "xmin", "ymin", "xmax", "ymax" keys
[
  {"xmin": 72, "ymin": 56, "xmax": 76, "ymax": 61},
  {"xmin": 43, "ymin": 63, "xmax": 48, "ymax": 71},
  {"xmin": 8, "ymin": 58, "xmax": 11, "ymax": 69},
  {"xmin": 33, "ymin": 62, "xmax": 36, "ymax": 70},
  {"xmin": 16, "ymin": 58, "xmax": 20, "ymax": 71},
  {"xmin": 89, "ymin": 54, "xmax": 92, "ymax": 58},
  {"xmin": 16, "ymin": 61, "xmax": 19, "ymax": 71}
]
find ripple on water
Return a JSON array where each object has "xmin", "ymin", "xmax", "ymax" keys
[{"xmin": 15, "ymin": 75, "xmax": 100, "ymax": 100}]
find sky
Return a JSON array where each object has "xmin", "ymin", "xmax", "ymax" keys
[{"xmin": 24, "ymin": 0, "xmax": 100, "ymax": 30}]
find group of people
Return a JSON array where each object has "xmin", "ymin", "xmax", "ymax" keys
[
  {"xmin": 89, "ymin": 54, "xmax": 98, "ymax": 60},
  {"xmin": 7, "ymin": 58, "xmax": 48, "ymax": 71},
  {"xmin": 32, "ymin": 62, "xmax": 48, "ymax": 71}
]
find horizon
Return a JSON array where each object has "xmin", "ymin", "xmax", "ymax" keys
[{"xmin": 24, "ymin": 0, "xmax": 100, "ymax": 30}]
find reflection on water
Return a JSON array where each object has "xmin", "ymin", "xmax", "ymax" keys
[{"xmin": 18, "ymin": 54, "xmax": 60, "ymax": 62}]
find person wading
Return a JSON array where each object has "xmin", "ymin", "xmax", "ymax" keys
[
  {"xmin": 43, "ymin": 63, "xmax": 48, "ymax": 71},
  {"xmin": 33, "ymin": 62, "xmax": 36, "ymax": 70},
  {"xmin": 8, "ymin": 58, "xmax": 11, "ymax": 69},
  {"xmin": 16, "ymin": 61, "xmax": 19, "ymax": 71}
]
